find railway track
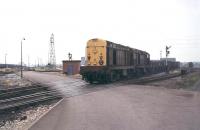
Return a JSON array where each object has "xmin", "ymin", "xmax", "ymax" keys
[
  {"xmin": 125, "ymin": 72, "xmax": 182, "ymax": 84},
  {"xmin": 0, "ymin": 84, "xmax": 63, "ymax": 113}
]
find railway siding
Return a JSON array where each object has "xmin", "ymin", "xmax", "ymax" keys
[{"xmin": 0, "ymin": 84, "xmax": 62, "ymax": 113}]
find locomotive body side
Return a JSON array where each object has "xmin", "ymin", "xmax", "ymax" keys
[{"xmin": 106, "ymin": 41, "xmax": 150, "ymax": 68}]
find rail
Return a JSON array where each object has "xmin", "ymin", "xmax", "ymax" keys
[{"xmin": 126, "ymin": 72, "xmax": 181, "ymax": 84}]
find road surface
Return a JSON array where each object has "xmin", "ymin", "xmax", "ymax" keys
[{"xmin": 24, "ymin": 71, "xmax": 200, "ymax": 130}]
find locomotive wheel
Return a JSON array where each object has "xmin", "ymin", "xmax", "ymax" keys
[
  {"xmin": 89, "ymin": 80, "xmax": 93, "ymax": 84},
  {"xmin": 107, "ymin": 73, "xmax": 112, "ymax": 83}
]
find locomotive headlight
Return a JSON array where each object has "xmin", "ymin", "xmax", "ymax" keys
[
  {"xmin": 99, "ymin": 53, "xmax": 104, "ymax": 65},
  {"xmin": 99, "ymin": 59, "xmax": 104, "ymax": 65}
]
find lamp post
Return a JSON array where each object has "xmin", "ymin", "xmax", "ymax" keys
[{"xmin": 21, "ymin": 38, "xmax": 25, "ymax": 78}]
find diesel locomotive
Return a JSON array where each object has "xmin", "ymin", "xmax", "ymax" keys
[{"xmin": 80, "ymin": 38, "xmax": 179, "ymax": 83}]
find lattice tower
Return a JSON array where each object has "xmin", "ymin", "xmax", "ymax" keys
[{"xmin": 48, "ymin": 33, "xmax": 56, "ymax": 68}]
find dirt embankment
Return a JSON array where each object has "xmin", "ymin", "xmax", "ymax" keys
[{"xmin": 146, "ymin": 71, "xmax": 200, "ymax": 91}]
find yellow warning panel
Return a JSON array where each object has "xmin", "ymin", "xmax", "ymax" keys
[{"xmin": 86, "ymin": 39, "xmax": 107, "ymax": 66}]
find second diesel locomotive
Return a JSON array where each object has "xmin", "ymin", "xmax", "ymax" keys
[{"xmin": 80, "ymin": 38, "xmax": 179, "ymax": 83}]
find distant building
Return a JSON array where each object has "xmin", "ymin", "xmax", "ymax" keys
[
  {"xmin": 160, "ymin": 58, "xmax": 176, "ymax": 62},
  {"xmin": 0, "ymin": 64, "xmax": 20, "ymax": 68},
  {"xmin": 62, "ymin": 60, "xmax": 81, "ymax": 75},
  {"xmin": 193, "ymin": 62, "xmax": 200, "ymax": 68},
  {"xmin": 181, "ymin": 62, "xmax": 200, "ymax": 68}
]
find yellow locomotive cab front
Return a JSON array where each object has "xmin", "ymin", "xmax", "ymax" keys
[{"xmin": 86, "ymin": 39, "xmax": 107, "ymax": 66}]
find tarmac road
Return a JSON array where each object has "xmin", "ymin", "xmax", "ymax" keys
[{"xmin": 24, "ymin": 71, "xmax": 200, "ymax": 130}]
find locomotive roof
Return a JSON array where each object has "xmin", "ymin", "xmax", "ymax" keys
[{"xmin": 89, "ymin": 38, "xmax": 149, "ymax": 55}]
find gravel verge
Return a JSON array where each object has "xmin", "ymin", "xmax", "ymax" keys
[{"xmin": 0, "ymin": 100, "xmax": 59, "ymax": 130}]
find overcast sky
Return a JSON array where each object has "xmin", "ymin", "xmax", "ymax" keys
[{"xmin": 0, "ymin": 0, "xmax": 199, "ymax": 65}]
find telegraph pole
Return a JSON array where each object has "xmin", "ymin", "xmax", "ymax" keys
[{"xmin": 27, "ymin": 55, "xmax": 30, "ymax": 70}]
